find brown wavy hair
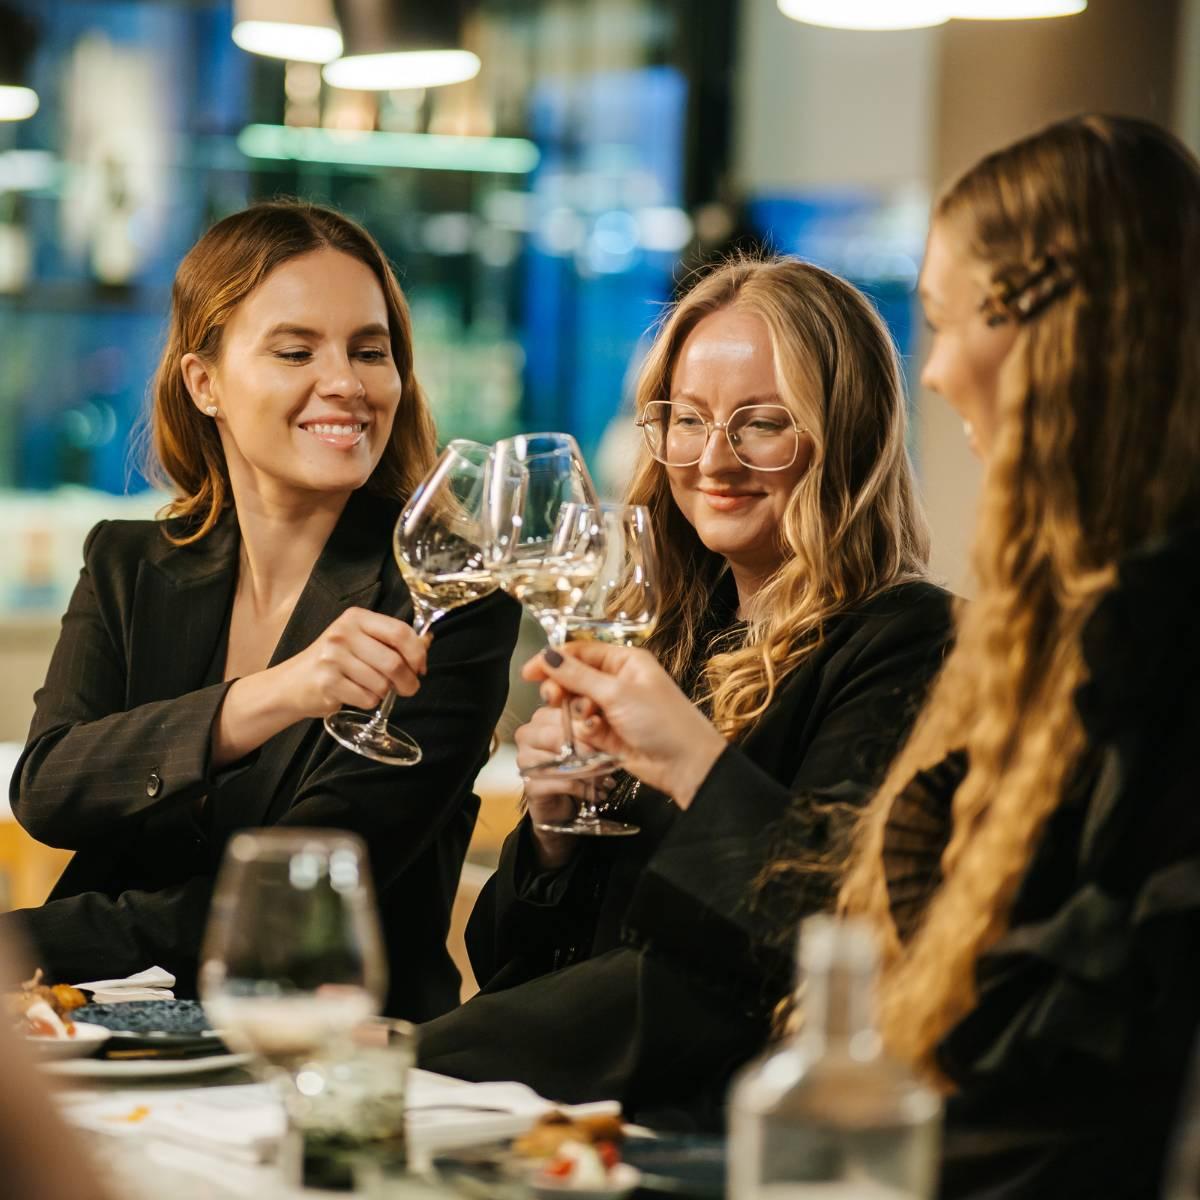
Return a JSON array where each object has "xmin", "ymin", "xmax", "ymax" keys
[
  {"xmin": 626, "ymin": 255, "xmax": 930, "ymax": 740},
  {"xmin": 146, "ymin": 200, "xmax": 437, "ymax": 543},
  {"xmin": 840, "ymin": 116, "xmax": 1200, "ymax": 1077}
]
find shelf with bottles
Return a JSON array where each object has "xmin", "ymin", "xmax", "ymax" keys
[{"xmin": 0, "ymin": 487, "xmax": 162, "ymax": 619}]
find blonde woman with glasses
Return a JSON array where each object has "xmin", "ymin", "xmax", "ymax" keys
[{"xmin": 419, "ymin": 256, "xmax": 953, "ymax": 1125}]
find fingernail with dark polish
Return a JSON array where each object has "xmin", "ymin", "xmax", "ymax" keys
[{"xmin": 543, "ymin": 649, "xmax": 563, "ymax": 667}]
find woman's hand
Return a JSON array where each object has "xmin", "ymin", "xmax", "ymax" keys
[
  {"xmin": 522, "ymin": 643, "xmax": 728, "ymax": 810},
  {"xmin": 273, "ymin": 606, "xmax": 430, "ymax": 720},
  {"xmin": 211, "ymin": 608, "xmax": 429, "ymax": 768},
  {"xmin": 515, "ymin": 706, "xmax": 615, "ymax": 870}
]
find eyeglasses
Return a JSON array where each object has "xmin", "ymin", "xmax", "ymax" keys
[{"xmin": 636, "ymin": 400, "xmax": 807, "ymax": 471}]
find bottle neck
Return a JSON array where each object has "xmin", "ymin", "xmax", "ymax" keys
[{"xmin": 796, "ymin": 960, "xmax": 878, "ymax": 1054}]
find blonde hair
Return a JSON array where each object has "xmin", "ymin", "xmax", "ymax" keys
[
  {"xmin": 147, "ymin": 200, "xmax": 437, "ymax": 543},
  {"xmin": 626, "ymin": 255, "xmax": 930, "ymax": 739},
  {"xmin": 840, "ymin": 116, "xmax": 1200, "ymax": 1076}
]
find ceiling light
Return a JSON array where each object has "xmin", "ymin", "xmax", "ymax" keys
[
  {"xmin": 0, "ymin": 2, "xmax": 38, "ymax": 121},
  {"xmin": 0, "ymin": 85, "xmax": 38, "ymax": 121},
  {"xmin": 232, "ymin": 0, "xmax": 342, "ymax": 64},
  {"xmin": 237, "ymin": 124, "xmax": 539, "ymax": 174},
  {"xmin": 325, "ymin": 0, "xmax": 480, "ymax": 91},
  {"xmin": 952, "ymin": 0, "xmax": 1086, "ymax": 16},
  {"xmin": 777, "ymin": 0, "xmax": 951, "ymax": 30},
  {"xmin": 324, "ymin": 49, "xmax": 480, "ymax": 91}
]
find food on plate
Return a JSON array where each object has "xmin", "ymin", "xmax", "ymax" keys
[
  {"xmin": 512, "ymin": 1112, "xmax": 638, "ymax": 1192},
  {"xmin": 4, "ymin": 970, "xmax": 88, "ymax": 1038},
  {"xmin": 513, "ymin": 1111, "xmax": 625, "ymax": 1160},
  {"xmin": 535, "ymin": 1140, "xmax": 641, "ymax": 1194}
]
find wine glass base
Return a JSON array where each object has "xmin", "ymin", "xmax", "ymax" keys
[
  {"xmin": 520, "ymin": 749, "xmax": 617, "ymax": 782},
  {"xmin": 324, "ymin": 711, "xmax": 422, "ymax": 766},
  {"xmin": 533, "ymin": 817, "xmax": 640, "ymax": 837}
]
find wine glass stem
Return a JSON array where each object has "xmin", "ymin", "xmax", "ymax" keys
[
  {"xmin": 579, "ymin": 777, "xmax": 600, "ymax": 824},
  {"xmin": 362, "ymin": 608, "xmax": 435, "ymax": 733},
  {"xmin": 549, "ymin": 623, "xmax": 579, "ymax": 759}
]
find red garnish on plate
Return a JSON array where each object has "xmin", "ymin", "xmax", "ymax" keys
[{"xmin": 596, "ymin": 1141, "xmax": 620, "ymax": 1170}]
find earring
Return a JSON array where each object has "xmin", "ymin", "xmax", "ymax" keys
[{"xmin": 204, "ymin": 405, "xmax": 218, "ymax": 417}]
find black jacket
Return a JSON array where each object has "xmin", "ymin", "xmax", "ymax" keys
[
  {"xmin": 2, "ymin": 489, "xmax": 520, "ymax": 1020},
  {"xmin": 418, "ymin": 580, "xmax": 954, "ymax": 1123},
  {"xmin": 879, "ymin": 527, "xmax": 1200, "ymax": 1200}
]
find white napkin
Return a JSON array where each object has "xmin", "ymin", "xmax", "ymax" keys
[
  {"xmin": 73, "ymin": 965, "xmax": 176, "ymax": 1003},
  {"xmin": 60, "ymin": 1070, "xmax": 620, "ymax": 1164},
  {"xmin": 62, "ymin": 1083, "xmax": 283, "ymax": 1165},
  {"xmin": 406, "ymin": 1068, "xmax": 621, "ymax": 1154}
]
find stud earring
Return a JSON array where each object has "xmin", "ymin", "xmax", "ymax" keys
[{"xmin": 204, "ymin": 405, "xmax": 218, "ymax": 417}]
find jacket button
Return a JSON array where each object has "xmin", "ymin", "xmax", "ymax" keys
[{"xmin": 146, "ymin": 771, "xmax": 162, "ymax": 798}]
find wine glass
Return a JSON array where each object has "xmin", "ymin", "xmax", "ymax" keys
[
  {"xmin": 534, "ymin": 503, "xmax": 659, "ymax": 837},
  {"xmin": 324, "ymin": 439, "xmax": 516, "ymax": 766},
  {"xmin": 484, "ymin": 433, "xmax": 613, "ymax": 781},
  {"xmin": 199, "ymin": 829, "xmax": 386, "ymax": 1080}
]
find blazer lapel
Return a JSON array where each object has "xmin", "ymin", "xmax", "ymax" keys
[
  {"xmin": 128, "ymin": 512, "xmax": 239, "ymax": 709},
  {"xmin": 248, "ymin": 490, "xmax": 405, "ymax": 827}
]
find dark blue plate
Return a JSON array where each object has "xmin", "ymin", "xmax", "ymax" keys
[
  {"xmin": 73, "ymin": 999, "xmax": 212, "ymax": 1036},
  {"xmin": 624, "ymin": 1136, "xmax": 725, "ymax": 1198}
]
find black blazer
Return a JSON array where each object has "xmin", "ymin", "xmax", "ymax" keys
[
  {"xmin": 3, "ymin": 489, "xmax": 521, "ymax": 1021},
  {"xmin": 418, "ymin": 580, "xmax": 954, "ymax": 1123}
]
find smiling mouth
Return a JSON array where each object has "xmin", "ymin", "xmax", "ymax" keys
[
  {"xmin": 700, "ymin": 490, "xmax": 763, "ymax": 509},
  {"xmin": 299, "ymin": 421, "xmax": 368, "ymax": 447}
]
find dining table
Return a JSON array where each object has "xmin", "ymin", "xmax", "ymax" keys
[{"xmin": 56, "ymin": 1059, "xmax": 562, "ymax": 1200}]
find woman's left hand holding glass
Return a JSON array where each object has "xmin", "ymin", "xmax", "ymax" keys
[{"xmin": 522, "ymin": 643, "xmax": 728, "ymax": 810}]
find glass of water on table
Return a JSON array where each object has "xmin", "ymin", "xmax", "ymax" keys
[{"xmin": 200, "ymin": 829, "xmax": 407, "ymax": 1186}]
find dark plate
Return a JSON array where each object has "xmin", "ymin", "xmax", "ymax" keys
[
  {"xmin": 71, "ymin": 1000, "xmax": 230, "ymax": 1058},
  {"xmin": 73, "ymin": 999, "xmax": 212, "ymax": 1035},
  {"xmin": 623, "ymin": 1136, "xmax": 726, "ymax": 1198},
  {"xmin": 433, "ymin": 1135, "xmax": 726, "ymax": 1200}
]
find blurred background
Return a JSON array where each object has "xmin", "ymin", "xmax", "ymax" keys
[{"xmin": 0, "ymin": 0, "xmax": 1194, "ymax": 973}]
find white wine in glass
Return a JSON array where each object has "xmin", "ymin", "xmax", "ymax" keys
[
  {"xmin": 485, "ymin": 433, "xmax": 613, "ymax": 781},
  {"xmin": 324, "ymin": 439, "xmax": 517, "ymax": 766},
  {"xmin": 564, "ymin": 616, "xmax": 657, "ymax": 647},
  {"xmin": 539, "ymin": 503, "xmax": 660, "ymax": 836}
]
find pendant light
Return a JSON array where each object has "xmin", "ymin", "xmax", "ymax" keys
[
  {"xmin": 777, "ymin": 0, "xmax": 951, "ymax": 30},
  {"xmin": 0, "ymin": 2, "xmax": 39, "ymax": 122},
  {"xmin": 232, "ymin": 0, "xmax": 343, "ymax": 65},
  {"xmin": 952, "ymin": 1, "xmax": 1086, "ymax": 16},
  {"xmin": 323, "ymin": 0, "xmax": 481, "ymax": 92}
]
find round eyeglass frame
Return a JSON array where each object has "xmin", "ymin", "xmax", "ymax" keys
[{"xmin": 635, "ymin": 400, "xmax": 809, "ymax": 472}]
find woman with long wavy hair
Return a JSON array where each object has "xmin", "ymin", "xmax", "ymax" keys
[
  {"xmin": 419, "ymin": 256, "xmax": 953, "ymax": 1124},
  {"xmin": 836, "ymin": 115, "xmax": 1200, "ymax": 1196},
  {"xmin": 0, "ymin": 201, "xmax": 519, "ymax": 1020}
]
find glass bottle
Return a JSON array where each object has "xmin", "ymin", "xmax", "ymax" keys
[{"xmin": 728, "ymin": 915, "xmax": 942, "ymax": 1199}]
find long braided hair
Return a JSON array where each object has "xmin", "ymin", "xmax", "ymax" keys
[{"xmin": 839, "ymin": 115, "xmax": 1200, "ymax": 1075}]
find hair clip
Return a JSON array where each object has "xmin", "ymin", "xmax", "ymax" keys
[{"xmin": 981, "ymin": 253, "xmax": 1076, "ymax": 327}]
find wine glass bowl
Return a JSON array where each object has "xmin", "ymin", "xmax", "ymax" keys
[
  {"xmin": 199, "ymin": 829, "xmax": 386, "ymax": 1075},
  {"xmin": 484, "ymin": 435, "xmax": 616, "ymax": 781},
  {"xmin": 324, "ymin": 440, "xmax": 511, "ymax": 766},
  {"xmin": 534, "ymin": 502, "xmax": 660, "ymax": 837}
]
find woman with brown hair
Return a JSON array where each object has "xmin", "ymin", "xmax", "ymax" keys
[
  {"xmin": 834, "ymin": 115, "xmax": 1200, "ymax": 1196},
  {"xmin": 0, "ymin": 201, "xmax": 519, "ymax": 1020},
  {"xmin": 418, "ymin": 256, "xmax": 954, "ymax": 1123}
]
